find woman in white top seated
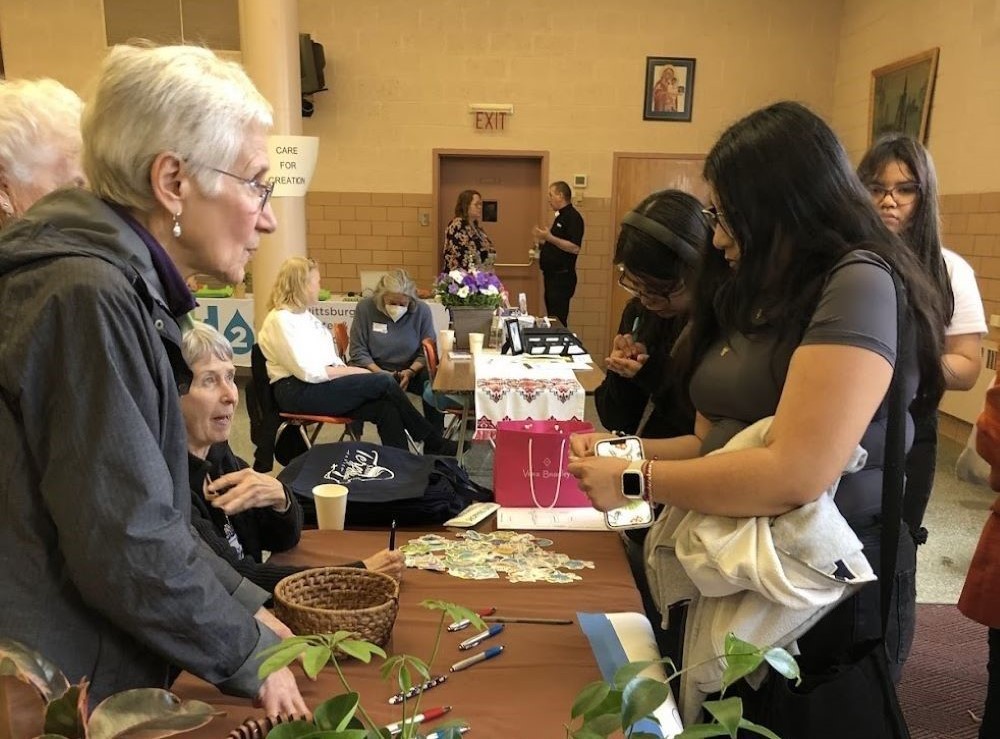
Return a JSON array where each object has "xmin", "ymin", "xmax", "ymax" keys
[{"xmin": 258, "ymin": 257, "xmax": 458, "ymax": 455}]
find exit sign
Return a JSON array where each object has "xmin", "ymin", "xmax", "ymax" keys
[{"xmin": 469, "ymin": 104, "xmax": 514, "ymax": 132}]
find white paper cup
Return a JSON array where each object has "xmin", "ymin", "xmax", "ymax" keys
[
  {"xmin": 312, "ymin": 484, "xmax": 349, "ymax": 530},
  {"xmin": 438, "ymin": 329, "xmax": 455, "ymax": 357},
  {"xmin": 468, "ymin": 332, "xmax": 485, "ymax": 355}
]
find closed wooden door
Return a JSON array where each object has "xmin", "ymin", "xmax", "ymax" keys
[
  {"xmin": 608, "ymin": 154, "xmax": 709, "ymax": 343},
  {"xmin": 435, "ymin": 151, "xmax": 547, "ymax": 314}
]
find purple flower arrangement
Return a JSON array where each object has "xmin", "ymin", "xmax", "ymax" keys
[{"xmin": 433, "ymin": 268, "xmax": 505, "ymax": 308}]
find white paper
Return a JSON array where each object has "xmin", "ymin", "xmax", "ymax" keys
[
  {"xmin": 267, "ymin": 135, "xmax": 319, "ymax": 197},
  {"xmin": 496, "ymin": 507, "xmax": 610, "ymax": 531}
]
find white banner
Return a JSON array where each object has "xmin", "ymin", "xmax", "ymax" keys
[{"xmin": 266, "ymin": 135, "xmax": 320, "ymax": 197}]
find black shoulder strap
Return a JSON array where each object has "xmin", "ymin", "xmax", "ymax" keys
[{"xmin": 880, "ymin": 269, "xmax": 907, "ymax": 634}]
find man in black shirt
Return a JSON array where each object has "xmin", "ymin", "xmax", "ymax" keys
[{"xmin": 533, "ymin": 180, "xmax": 585, "ymax": 326}]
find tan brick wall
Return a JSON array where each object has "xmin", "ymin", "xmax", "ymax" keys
[
  {"xmin": 306, "ymin": 191, "xmax": 619, "ymax": 360},
  {"xmin": 941, "ymin": 191, "xmax": 1000, "ymax": 338}
]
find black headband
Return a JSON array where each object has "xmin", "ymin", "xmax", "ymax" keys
[{"xmin": 621, "ymin": 210, "xmax": 700, "ymax": 266}]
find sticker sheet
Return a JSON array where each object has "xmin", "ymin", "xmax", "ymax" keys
[{"xmin": 400, "ymin": 531, "xmax": 595, "ymax": 583}]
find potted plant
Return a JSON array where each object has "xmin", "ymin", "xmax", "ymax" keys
[
  {"xmin": 0, "ymin": 639, "xmax": 219, "ymax": 739},
  {"xmin": 433, "ymin": 270, "xmax": 505, "ymax": 350},
  {"xmin": 566, "ymin": 633, "xmax": 800, "ymax": 739},
  {"xmin": 254, "ymin": 599, "xmax": 482, "ymax": 738}
]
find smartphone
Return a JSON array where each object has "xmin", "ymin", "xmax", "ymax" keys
[{"xmin": 593, "ymin": 436, "xmax": 654, "ymax": 530}]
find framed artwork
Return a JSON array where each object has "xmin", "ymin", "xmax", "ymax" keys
[
  {"xmin": 643, "ymin": 57, "xmax": 696, "ymax": 122},
  {"xmin": 869, "ymin": 48, "xmax": 939, "ymax": 145}
]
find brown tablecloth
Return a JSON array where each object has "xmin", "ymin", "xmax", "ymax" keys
[{"xmin": 168, "ymin": 529, "xmax": 643, "ymax": 738}]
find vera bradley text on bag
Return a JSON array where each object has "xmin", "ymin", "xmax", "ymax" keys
[{"xmin": 493, "ymin": 420, "xmax": 594, "ymax": 508}]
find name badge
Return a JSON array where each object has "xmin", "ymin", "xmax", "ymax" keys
[{"xmin": 373, "ymin": 322, "xmax": 388, "ymax": 334}]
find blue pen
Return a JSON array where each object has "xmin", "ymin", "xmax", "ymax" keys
[
  {"xmin": 426, "ymin": 727, "xmax": 470, "ymax": 739},
  {"xmin": 458, "ymin": 623, "xmax": 504, "ymax": 650},
  {"xmin": 450, "ymin": 645, "xmax": 504, "ymax": 672}
]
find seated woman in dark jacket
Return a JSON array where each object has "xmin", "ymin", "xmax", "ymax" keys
[
  {"xmin": 594, "ymin": 189, "xmax": 709, "ymax": 438},
  {"xmin": 180, "ymin": 320, "xmax": 404, "ymax": 593}
]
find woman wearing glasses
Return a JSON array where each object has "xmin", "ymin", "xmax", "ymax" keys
[
  {"xmin": 594, "ymin": 189, "xmax": 709, "ymax": 439},
  {"xmin": 0, "ymin": 44, "xmax": 309, "ymax": 716},
  {"xmin": 570, "ymin": 102, "xmax": 945, "ymax": 734},
  {"xmin": 858, "ymin": 135, "xmax": 987, "ymax": 547}
]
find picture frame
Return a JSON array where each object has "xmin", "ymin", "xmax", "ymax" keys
[
  {"xmin": 643, "ymin": 57, "xmax": 696, "ymax": 122},
  {"xmin": 869, "ymin": 48, "xmax": 939, "ymax": 145},
  {"xmin": 502, "ymin": 317, "xmax": 524, "ymax": 355}
]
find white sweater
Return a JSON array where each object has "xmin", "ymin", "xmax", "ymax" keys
[{"xmin": 258, "ymin": 308, "xmax": 344, "ymax": 384}]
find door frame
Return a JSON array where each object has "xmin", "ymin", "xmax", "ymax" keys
[
  {"xmin": 607, "ymin": 151, "xmax": 706, "ymax": 349},
  {"xmin": 432, "ymin": 148, "xmax": 550, "ymax": 259}
]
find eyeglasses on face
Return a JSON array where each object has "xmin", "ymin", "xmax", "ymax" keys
[
  {"xmin": 205, "ymin": 166, "xmax": 275, "ymax": 213},
  {"xmin": 701, "ymin": 206, "xmax": 732, "ymax": 236},
  {"xmin": 866, "ymin": 181, "xmax": 920, "ymax": 205},
  {"xmin": 617, "ymin": 269, "xmax": 683, "ymax": 303}
]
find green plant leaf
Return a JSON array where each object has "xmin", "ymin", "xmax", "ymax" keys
[
  {"xmin": 762, "ymin": 647, "xmax": 801, "ymax": 685},
  {"xmin": 43, "ymin": 684, "xmax": 86, "ymax": 738},
  {"xmin": 397, "ymin": 663, "xmax": 413, "ymax": 693},
  {"xmin": 570, "ymin": 729, "xmax": 606, "ymax": 739},
  {"xmin": 580, "ymin": 711, "xmax": 623, "ymax": 736},
  {"xmin": 265, "ymin": 721, "xmax": 323, "ymax": 739},
  {"xmin": 620, "ymin": 678, "xmax": 672, "ymax": 728},
  {"xmin": 364, "ymin": 727, "xmax": 392, "ymax": 739},
  {"xmin": 404, "ymin": 656, "xmax": 430, "ymax": 681},
  {"xmin": 674, "ymin": 725, "xmax": 733, "ymax": 738},
  {"xmin": 303, "ymin": 645, "xmax": 333, "ymax": 680},
  {"xmin": 258, "ymin": 641, "xmax": 312, "ymax": 679},
  {"xmin": 570, "ymin": 681, "xmax": 612, "ymax": 719},
  {"xmin": 86, "ymin": 688, "xmax": 220, "ymax": 739},
  {"xmin": 737, "ymin": 717, "xmax": 783, "ymax": 739},
  {"xmin": 313, "ymin": 693, "xmax": 360, "ymax": 731},
  {"xmin": 720, "ymin": 638, "xmax": 765, "ymax": 689},
  {"xmin": 703, "ymin": 696, "xmax": 743, "ymax": 736},
  {"xmin": 611, "ymin": 659, "xmax": 672, "ymax": 689},
  {"xmin": 335, "ymin": 639, "xmax": 385, "ymax": 664},
  {"xmin": 0, "ymin": 638, "xmax": 71, "ymax": 702},
  {"xmin": 380, "ymin": 655, "xmax": 405, "ymax": 680},
  {"xmin": 583, "ymin": 689, "xmax": 622, "ymax": 722},
  {"xmin": 257, "ymin": 636, "xmax": 314, "ymax": 660},
  {"xmin": 418, "ymin": 600, "xmax": 485, "ymax": 632}
]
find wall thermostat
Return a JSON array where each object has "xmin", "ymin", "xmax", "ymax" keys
[{"xmin": 573, "ymin": 174, "xmax": 588, "ymax": 188}]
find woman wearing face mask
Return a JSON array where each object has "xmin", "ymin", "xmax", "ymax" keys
[
  {"xmin": 858, "ymin": 135, "xmax": 987, "ymax": 547},
  {"xmin": 349, "ymin": 269, "xmax": 443, "ymax": 433}
]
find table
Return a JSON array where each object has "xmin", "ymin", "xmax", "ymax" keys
[
  {"xmin": 170, "ymin": 529, "xmax": 643, "ymax": 738},
  {"xmin": 193, "ymin": 297, "xmax": 449, "ymax": 367},
  {"xmin": 432, "ymin": 350, "xmax": 605, "ymax": 465}
]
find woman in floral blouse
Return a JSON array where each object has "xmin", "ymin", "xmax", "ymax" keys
[{"xmin": 442, "ymin": 189, "xmax": 495, "ymax": 270}]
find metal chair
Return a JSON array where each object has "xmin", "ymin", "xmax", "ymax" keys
[{"xmin": 421, "ymin": 337, "xmax": 468, "ymax": 441}]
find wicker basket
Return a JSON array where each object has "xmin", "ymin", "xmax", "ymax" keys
[{"xmin": 273, "ymin": 567, "xmax": 400, "ymax": 646}]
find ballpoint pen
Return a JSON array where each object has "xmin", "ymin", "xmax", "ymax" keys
[
  {"xmin": 387, "ymin": 674, "xmax": 448, "ymax": 705},
  {"xmin": 384, "ymin": 706, "xmax": 451, "ymax": 736},
  {"xmin": 482, "ymin": 616, "xmax": 573, "ymax": 625},
  {"xmin": 447, "ymin": 607, "xmax": 496, "ymax": 632},
  {"xmin": 389, "ymin": 519, "xmax": 397, "ymax": 550},
  {"xmin": 425, "ymin": 727, "xmax": 470, "ymax": 739},
  {"xmin": 450, "ymin": 645, "xmax": 504, "ymax": 672},
  {"xmin": 458, "ymin": 623, "xmax": 504, "ymax": 650}
]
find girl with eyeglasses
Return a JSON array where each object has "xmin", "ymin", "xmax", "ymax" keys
[
  {"xmin": 858, "ymin": 135, "xmax": 987, "ymax": 547},
  {"xmin": 570, "ymin": 102, "xmax": 946, "ymax": 735}
]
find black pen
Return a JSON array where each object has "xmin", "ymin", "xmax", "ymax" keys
[{"xmin": 389, "ymin": 519, "xmax": 397, "ymax": 550}]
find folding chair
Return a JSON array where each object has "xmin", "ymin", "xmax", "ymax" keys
[
  {"xmin": 421, "ymin": 338, "xmax": 468, "ymax": 441},
  {"xmin": 248, "ymin": 343, "xmax": 360, "ymax": 471}
]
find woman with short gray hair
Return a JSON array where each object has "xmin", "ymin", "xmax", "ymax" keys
[
  {"xmin": 0, "ymin": 43, "xmax": 308, "ymax": 717},
  {"xmin": 0, "ymin": 78, "xmax": 84, "ymax": 227},
  {"xmin": 349, "ymin": 269, "xmax": 443, "ymax": 433}
]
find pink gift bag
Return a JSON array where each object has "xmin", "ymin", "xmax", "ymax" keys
[{"xmin": 493, "ymin": 420, "xmax": 595, "ymax": 508}]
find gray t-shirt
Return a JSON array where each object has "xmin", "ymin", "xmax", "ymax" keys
[{"xmin": 689, "ymin": 250, "xmax": 915, "ymax": 524}]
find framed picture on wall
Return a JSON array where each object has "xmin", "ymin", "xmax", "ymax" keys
[
  {"xmin": 643, "ymin": 57, "xmax": 696, "ymax": 122},
  {"xmin": 869, "ymin": 48, "xmax": 939, "ymax": 145}
]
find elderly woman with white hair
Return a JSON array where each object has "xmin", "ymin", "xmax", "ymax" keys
[
  {"xmin": 0, "ymin": 44, "xmax": 309, "ymax": 716},
  {"xmin": 348, "ymin": 268, "xmax": 444, "ymax": 432},
  {"xmin": 181, "ymin": 320, "xmax": 404, "ymax": 591},
  {"xmin": 0, "ymin": 77, "xmax": 85, "ymax": 227}
]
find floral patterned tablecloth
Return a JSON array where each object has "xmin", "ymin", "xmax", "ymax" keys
[{"xmin": 473, "ymin": 355, "xmax": 585, "ymax": 440}]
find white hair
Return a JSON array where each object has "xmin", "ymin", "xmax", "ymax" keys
[
  {"xmin": 181, "ymin": 320, "xmax": 234, "ymax": 368},
  {"xmin": 0, "ymin": 78, "xmax": 82, "ymax": 184},
  {"xmin": 82, "ymin": 43, "xmax": 273, "ymax": 211}
]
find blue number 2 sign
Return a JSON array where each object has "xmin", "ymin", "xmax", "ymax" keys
[{"xmin": 201, "ymin": 305, "xmax": 255, "ymax": 357}]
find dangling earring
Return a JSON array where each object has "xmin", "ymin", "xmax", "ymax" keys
[{"xmin": 172, "ymin": 210, "xmax": 182, "ymax": 238}]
